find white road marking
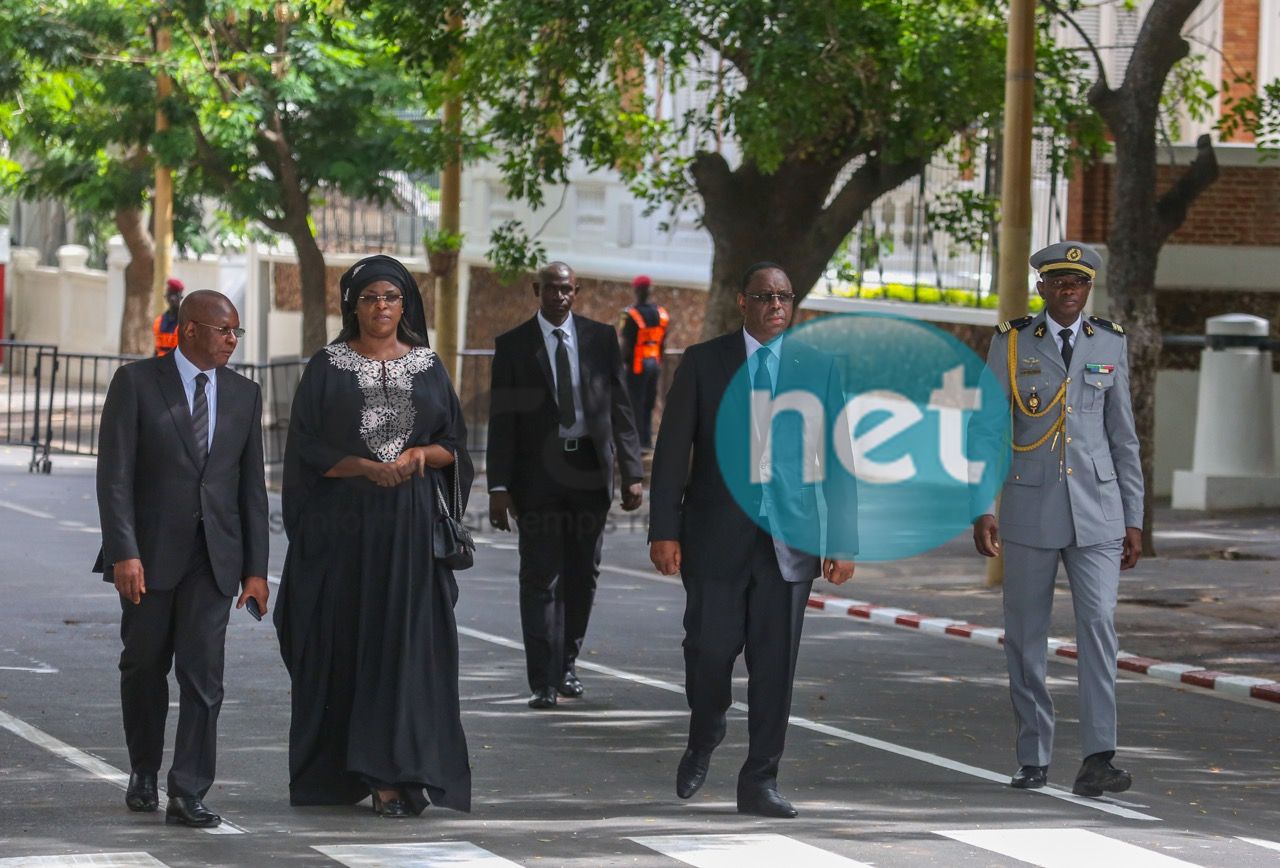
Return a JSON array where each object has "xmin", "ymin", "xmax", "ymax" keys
[
  {"xmin": 0, "ymin": 854, "xmax": 169, "ymax": 867},
  {"xmin": 0, "ymin": 499, "xmax": 54, "ymax": 520},
  {"xmin": 314, "ymin": 842, "xmax": 522, "ymax": 867},
  {"xmin": 455, "ymin": 626, "xmax": 1160, "ymax": 822},
  {"xmin": 937, "ymin": 828, "xmax": 1201, "ymax": 866},
  {"xmin": 1238, "ymin": 836, "xmax": 1280, "ymax": 853},
  {"xmin": 631, "ymin": 833, "xmax": 872, "ymax": 867},
  {"xmin": 0, "ymin": 649, "xmax": 58, "ymax": 674},
  {"xmin": 0, "ymin": 707, "xmax": 246, "ymax": 835}
]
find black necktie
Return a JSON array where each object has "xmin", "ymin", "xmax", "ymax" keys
[
  {"xmin": 192, "ymin": 372, "xmax": 209, "ymax": 466},
  {"xmin": 1058, "ymin": 328, "xmax": 1074, "ymax": 370},
  {"xmin": 553, "ymin": 328, "xmax": 575, "ymax": 429},
  {"xmin": 753, "ymin": 347, "xmax": 774, "ymax": 395}
]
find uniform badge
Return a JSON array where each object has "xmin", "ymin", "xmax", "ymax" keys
[
  {"xmin": 1067, "ymin": 246, "xmax": 1082, "ymax": 262},
  {"xmin": 1027, "ymin": 386, "xmax": 1041, "ymax": 412},
  {"xmin": 1085, "ymin": 363, "xmax": 1115, "ymax": 374},
  {"xmin": 1019, "ymin": 356, "xmax": 1041, "ymax": 375}
]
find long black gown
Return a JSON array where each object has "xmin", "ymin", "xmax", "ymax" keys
[{"xmin": 274, "ymin": 342, "xmax": 472, "ymax": 814}]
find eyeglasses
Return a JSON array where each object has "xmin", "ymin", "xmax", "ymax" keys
[
  {"xmin": 192, "ymin": 321, "xmax": 246, "ymax": 339},
  {"xmin": 744, "ymin": 292, "xmax": 796, "ymax": 305},
  {"xmin": 1045, "ymin": 275, "xmax": 1092, "ymax": 290},
  {"xmin": 357, "ymin": 293, "xmax": 404, "ymax": 306}
]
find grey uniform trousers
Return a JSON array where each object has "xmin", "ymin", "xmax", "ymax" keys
[{"xmin": 1002, "ymin": 537, "xmax": 1122, "ymax": 766}]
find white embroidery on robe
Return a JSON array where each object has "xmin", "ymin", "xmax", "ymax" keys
[{"xmin": 326, "ymin": 344, "xmax": 436, "ymax": 462}]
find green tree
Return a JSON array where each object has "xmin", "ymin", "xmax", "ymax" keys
[
  {"xmin": 0, "ymin": 1, "xmax": 204, "ymax": 354},
  {"xmin": 365, "ymin": 0, "xmax": 1094, "ymax": 337},
  {"xmin": 163, "ymin": 0, "xmax": 428, "ymax": 353}
]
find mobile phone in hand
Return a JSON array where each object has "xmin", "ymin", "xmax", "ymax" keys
[{"xmin": 246, "ymin": 597, "xmax": 264, "ymax": 621}]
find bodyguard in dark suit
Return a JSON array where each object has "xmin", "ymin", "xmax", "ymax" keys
[
  {"xmin": 649, "ymin": 263, "xmax": 857, "ymax": 819},
  {"xmin": 96, "ymin": 290, "xmax": 269, "ymax": 828},
  {"xmin": 488, "ymin": 262, "xmax": 645, "ymax": 709}
]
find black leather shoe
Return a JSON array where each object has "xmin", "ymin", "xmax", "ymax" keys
[
  {"xmin": 1010, "ymin": 765, "xmax": 1048, "ymax": 789},
  {"xmin": 676, "ymin": 748, "xmax": 712, "ymax": 799},
  {"xmin": 1072, "ymin": 753, "xmax": 1132, "ymax": 798},
  {"xmin": 737, "ymin": 788, "xmax": 798, "ymax": 819},
  {"xmin": 371, "ymin": 790, "xmax": 411, "ymax": 818},
  {"xmin": 125, "ymin": 771, "xmax": 158, "ymax": 812},
  {"xmin": 164, "ymin": 796, "xmax": 221, "ymax": 828},
  {"xmin": 528, "ymin": 687, "xmax": 558, "ymax": 709},
  {"xmin": 557, "ymin": 670, "xmax": 584, "ymax": 698}
]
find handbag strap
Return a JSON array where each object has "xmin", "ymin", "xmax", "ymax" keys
[{"xmin": 435, "ymin": 453, "xmax": 463, "ymax": 520}]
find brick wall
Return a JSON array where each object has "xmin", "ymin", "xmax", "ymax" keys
[
  {"xmin": 1221, "ymin": 0, "xmax": 1260, "ymax": 143},
  {"xmin": 464, "ymin": 266, "xmax": 709, "ymax": 349}
]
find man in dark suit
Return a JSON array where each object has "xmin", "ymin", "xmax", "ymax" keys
[
  {"xmin": 488, "ymin": 261, "xmax": 645, "ymax": 709},
  {"xmin": 649, "ymin": 262, "xmax": 857, "ymax": 819},
  {"xmin": 96, "ymin": 290, "xmax": 269, "ymax": 828}
]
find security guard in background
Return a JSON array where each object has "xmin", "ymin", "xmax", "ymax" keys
[
  {"xmin": 619, "ymin": 275, "xmax": 669, "ymax": 449},
  {"xmin": 153, "ymin": 278, "xmax": 184, "ymax": 357},
  {"xmin": 971, "ymin": 241, "xmax": 1144, "ymax": 798}
]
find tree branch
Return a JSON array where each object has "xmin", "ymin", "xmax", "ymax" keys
[
  {"xmin": 1155, "ymin": 132, "xmax": 1218, "ymax": 242},
  {"xmin": 1043, "ymin": 0, "xmax": 1111, "ymax": 92},
  {"xmin": 812, "ymin": 153, "xmax": 924, "ymax": 250}
]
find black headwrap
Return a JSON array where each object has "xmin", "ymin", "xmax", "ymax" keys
[{"xmin": 338, "ymin": 254, "xmax": 429, "ymax": 341}]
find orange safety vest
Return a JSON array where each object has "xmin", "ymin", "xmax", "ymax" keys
[
  {"xmin": 626, "ymin": 306, "xmax": 669, "ymax": 374},
  {"xmin": 154, "ymin": 314, "xmax": 179, "ymax": 356}
]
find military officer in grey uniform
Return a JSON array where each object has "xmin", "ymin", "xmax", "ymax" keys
[{"xmin": 971, "ymin": 241, "xmax": 1144, "ymax": 798}]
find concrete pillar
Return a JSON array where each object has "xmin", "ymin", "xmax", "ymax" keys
[{"xmin": 1172, "ymin": 313, "xmax": 1280, "ymax": 509}]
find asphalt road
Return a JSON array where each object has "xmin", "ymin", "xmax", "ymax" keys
[{"xmin": 1, "ymin": 446, "xmax": 1278, "ymax": 867}]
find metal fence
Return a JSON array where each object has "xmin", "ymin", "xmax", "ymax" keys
[
  {"xmin": 0, "ymin": 341, "xmax": 686, "ymax": 475},
  {"xmin": 0, "ymin": 341, "xmax": 309, "ymax": 474}
]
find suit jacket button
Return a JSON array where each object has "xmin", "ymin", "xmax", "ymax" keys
[{"xmin": 193, "ymin": 511, "xmax": 201, "ymax": 519}]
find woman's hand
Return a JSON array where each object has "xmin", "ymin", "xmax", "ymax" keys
[
  {"xmin": 418, "ymin": 444, "xmax": 456, "ymax": 470},
  {"xmin": 395, "ymin": 447, "xmax": 429, "ymax": 479},
  {"xmin": 365, "ymin": 458, "xmax": 410, "ymax": 487}
]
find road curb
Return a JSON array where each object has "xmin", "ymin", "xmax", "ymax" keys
[{"xmin": 807, "ymin": 592, "xmax": 1280, "ymax": 706}]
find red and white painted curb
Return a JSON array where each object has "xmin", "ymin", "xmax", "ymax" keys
[{"xmin": 807, "ymin": 593, "xmax": 1280, "ymax": 706}]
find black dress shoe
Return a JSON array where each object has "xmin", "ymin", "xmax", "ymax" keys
[
  {"xmin": 1072, "ymin": 753, "xmax": 1132, "ymax": 798},
  {"xmin": 1010, "ymin": 765, "xmax": 1048, "ymax": 789},
  {"xmin": 164, "ymin": 796, "xmax": 221, "ymax": 828},
  {"xmin": 528, "ymin": 687, "xmax": 558, "ymax": 709},
  {"xmin": 125, "ymin": 771, "xmax": 158, "ymax": 812},
  {"xmin": 371, "ymin": 790, "xmax": 411, "ymax": 818},
  {"xmin": 676, "ymin": 748, "xmax": 712, "ymax": 799},
  {"xmin": 737, "ymin": 788, "xmax": 798, "ymax": 819},
  {"xmin": 557, "ymin": 670, "xmax": 584, "ymax": 698}
]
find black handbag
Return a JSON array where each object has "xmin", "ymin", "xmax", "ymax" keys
[{"xmin": 433, "ymin": 460, "xmax": 475, "ymax": 570}]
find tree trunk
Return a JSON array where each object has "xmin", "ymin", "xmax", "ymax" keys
[
  {"xmin": 1089, "ymin": 0, "xmax": 1220, "ymax": 556},
  {"xmin": 115, "ymin": 206, "xmax": 155, "ymax": 356},
  {"xmin": 289, "ymin": 221, "xmax": 329, "ymax": 355},
  {"xmin": 694, "ymin": 151, "xmax": 923, "ymax": 339}
]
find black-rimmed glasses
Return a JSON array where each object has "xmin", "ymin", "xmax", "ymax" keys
[{"xmin": 192, "ymin": 321, "xmax": 246, "ymax": 339}]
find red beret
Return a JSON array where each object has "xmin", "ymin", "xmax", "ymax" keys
[
  {"xmin": 632, "ymin": 275, "xmax": 651, "ymax": 289},
  {"xmin": 165, "ymin": 277, "xmax": 184, "ymax": 293}
]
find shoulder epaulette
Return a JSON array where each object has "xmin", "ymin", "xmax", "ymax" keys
[
  {"xmin": 996, "ymin": 315, "xmax": 1034, "ymax": 334},
  {"xmin": 1088, "ymin": 315, "xmax": 1125, "ymax": 335}
]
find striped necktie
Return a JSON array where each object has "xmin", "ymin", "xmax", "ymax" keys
[{"xmin": 192, "ymin": 372, "xmax": 209, "ymax": 467}]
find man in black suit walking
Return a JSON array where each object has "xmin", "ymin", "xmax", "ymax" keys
[
  {"xmin": 488, "ymin": 261, "xmax": 645, "ymax": 709},
  {"xmin": 649, "ymin": 262, "xmax": 857, "ymax": 818},
  {"xmin": 96, "ymin": 290, "xmax": 269, "ymax": 828}
]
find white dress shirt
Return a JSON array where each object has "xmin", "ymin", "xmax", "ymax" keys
[
  {"xmin": 172, "ymin": 346, "xmax": 217, "ymax": 452},
  {"xmin": 537, "ymin": 310, "xmax": 587, "ymax": 438},
  {"xmin": 1046, "ymin": 313, "xmax": 1082, "ymax": 352}
]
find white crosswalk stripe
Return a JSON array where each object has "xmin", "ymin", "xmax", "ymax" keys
[
  {"xmin": 630, "ymin": 834, "xmax": 872, "ymax": 867},
  {"xmin": 314, "ymin": 842, "xmax": 523, "ymax": 867},
  {"xmin": 0, "ymin": 855, "xmax": 169, "ymax": 867},
  {"xmin": 937, "ymin": 828, "xmax": 1204, "ymax": 867},
  {"xmin": 1237, "ymin": 837, "xmax": 1280, "ymax": 853}
]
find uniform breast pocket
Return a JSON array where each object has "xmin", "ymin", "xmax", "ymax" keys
[
  {"xmin": 1083, "ymin": 373, "xmax": 1115, "ymax": 412},
  {"xmin": 1001, "ymin": 459, "xmax": 1043, "ymax": 526}
]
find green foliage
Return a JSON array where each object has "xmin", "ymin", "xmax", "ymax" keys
[
  {"xmin": 163, "ymin": 1, "xmax": 426, "ymax": 235},
  {"xmin": 424, "ymin": 227, "xmax": 464, "ymax": 253},
  {"xmin": 487, "ymin": 219, "xmax": 545, "ymax": 283},
  {"xmin": 1220, "ymin": 74, "xmax": 1280, "ymax": 159},
  {"xmin": 830, "ymin": 281, "xmax": 1045, "ymax": 312}
]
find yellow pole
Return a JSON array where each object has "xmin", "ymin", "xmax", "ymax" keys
[
  {"xmin": 988, "ymin": 0, "xmax": 1036, "ymax": 587},
  {"xmin": 153, "ymin": 22, "xmax": 174, "ymax": 314},
  {"xmin": 434, "ymin": 12, "xmax": 463, "ymax": 377}
]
